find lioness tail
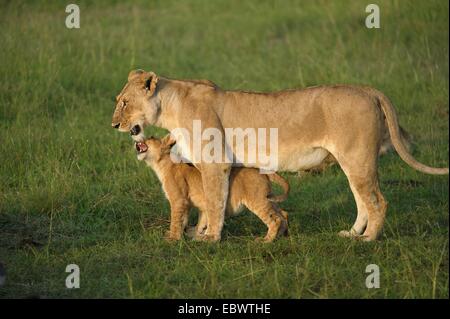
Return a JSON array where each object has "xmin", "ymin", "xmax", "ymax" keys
[{"xmin": 377, "ymin": 93, "xmax": 449, "ymax": 175}]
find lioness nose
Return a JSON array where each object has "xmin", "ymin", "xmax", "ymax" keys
[
  {"xmin": 130, "ymin": 125, "xmax": 141, "ymax": 135},
  {"xmin": 112, "ymin": 123, "xmax": 120, "ymax": 129}
]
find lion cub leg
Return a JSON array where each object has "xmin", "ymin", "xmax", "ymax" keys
[
  {"xmin": 276, "ymin": 209, "xmax": 289, "ymax": 237},
  {"xmin": 269, "ymin": 204, "xmax": 289, "ymax": 237},
  {"xmin": 246, "ymin": 201, "xmax": 288, "ymax": 242},
  {"xmin": 165, "ymin": 200, "xmax": 190, "ymax": 241}
]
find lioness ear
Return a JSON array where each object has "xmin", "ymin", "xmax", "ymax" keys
[
  {"xmin": 128, "ymin": 69, "xmax": 144, "ymax": 81},
  {"xmin": 143, "ymin": 72, "xmax": 159, "ymax": 96}
]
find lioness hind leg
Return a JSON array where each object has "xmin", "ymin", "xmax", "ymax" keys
[
  {"xmin": 339, "ymin": 168, "xmax": 387, "ymax": 241},
  {"xmin": 361, "ymin": 183, "xmax": 387, "ymax": 241},
  {"xmin": 338, "ymin": 182, "xmax": 368, "ymax": 238}
]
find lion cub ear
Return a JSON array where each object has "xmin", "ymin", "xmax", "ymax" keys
[
  {"xmin": 143, "ymin": 72, "xmax": 159, "ymax": 96},
  {"xmin": 161, "ymin": 134, "xmax": 176, "ymax": 150}
]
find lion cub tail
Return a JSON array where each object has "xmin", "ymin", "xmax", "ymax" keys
[
  {"xmin": 377, "ymin": 92, "xmax": 449, "ymax": 175},
  {"xmin": 267, "ymin": 173, "xmax": 290, "ymax": 203}
]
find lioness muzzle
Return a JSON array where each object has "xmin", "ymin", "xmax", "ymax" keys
[{"xmin": 130, "ymin": 125, "xmax": 141, "ymax": 136}]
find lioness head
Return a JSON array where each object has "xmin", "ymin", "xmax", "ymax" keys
[
  {"xmin": 112, "ymin": 69, "xmax": 159, "ymax": 142},
  {"xmin": 136, "ymin": 135, "xmax": 176, "ymax": 162}
]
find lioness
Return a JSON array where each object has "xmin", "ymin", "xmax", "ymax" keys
[
  {"xmin": 112, "ymin": 70, "xmax": 448, "ymax": 242},
  {"xmin": 136, "ymin": 135, "xmax": 289, "ymax": 242}
]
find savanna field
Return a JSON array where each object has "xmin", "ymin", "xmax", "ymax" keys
[{"xmin": 0, "ymin": 0, "xmax": 448, "ymax": 298}]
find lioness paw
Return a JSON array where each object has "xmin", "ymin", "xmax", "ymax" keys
[
  {"xmin": 164, "ymin": 231, "xmax": 182, "ymax": 242},
  {"xmin": 255, "ymin": 236, "xmax": 274, "ymax": 243},
  {"xmin": 338, "ymin": 230, "xmax": 377, "ymax": 241},
  {"xmin": 193, "ymin": 233, "xmax": 221, "ymax": 243},
  {"xmin": 338, "ymin": 230, "xmax": 353, "ymax": 238}
]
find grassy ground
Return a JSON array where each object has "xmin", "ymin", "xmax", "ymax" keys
[{"xmin": 0, "ymin": 0, "xmax": 448, "ymax": 298}]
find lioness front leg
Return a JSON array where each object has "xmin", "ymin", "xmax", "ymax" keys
[{"xmin": 197, "ymin": 163, "xmax": 231, "ymax": 242}]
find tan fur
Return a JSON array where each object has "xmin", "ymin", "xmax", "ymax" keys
[
  {"xmin": 113, "ymin": 70, "xmax": 448, "ymax": 242},
  {"xmin": 303, "ymin": 126, "xmax": 412, "ymax": 174},
  {"xmin": 137, "ymin": 136, "xmax": 290, "ymax": 242}
]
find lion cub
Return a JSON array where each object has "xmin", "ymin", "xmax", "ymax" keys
[{"xmin": 136, "ymin": 135, "xmax": 289, "ymax": 242}]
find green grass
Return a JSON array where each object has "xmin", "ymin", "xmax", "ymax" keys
[{"xmin": 0, "ymin": 0, "xmax": 448, "ymax": 298}]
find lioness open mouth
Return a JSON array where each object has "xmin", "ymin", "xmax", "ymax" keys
[{"xmin": 135, "ymin": 142, "xmax": 148, "ymax": 153}]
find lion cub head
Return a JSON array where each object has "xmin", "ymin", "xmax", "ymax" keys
[
  {"xmin": 135, "ymin": 135, "xmax": 176, "ymax": 163},
  {"xmin": 112, "ymin": 69, "xmax": 160, "ymax": 142}
]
